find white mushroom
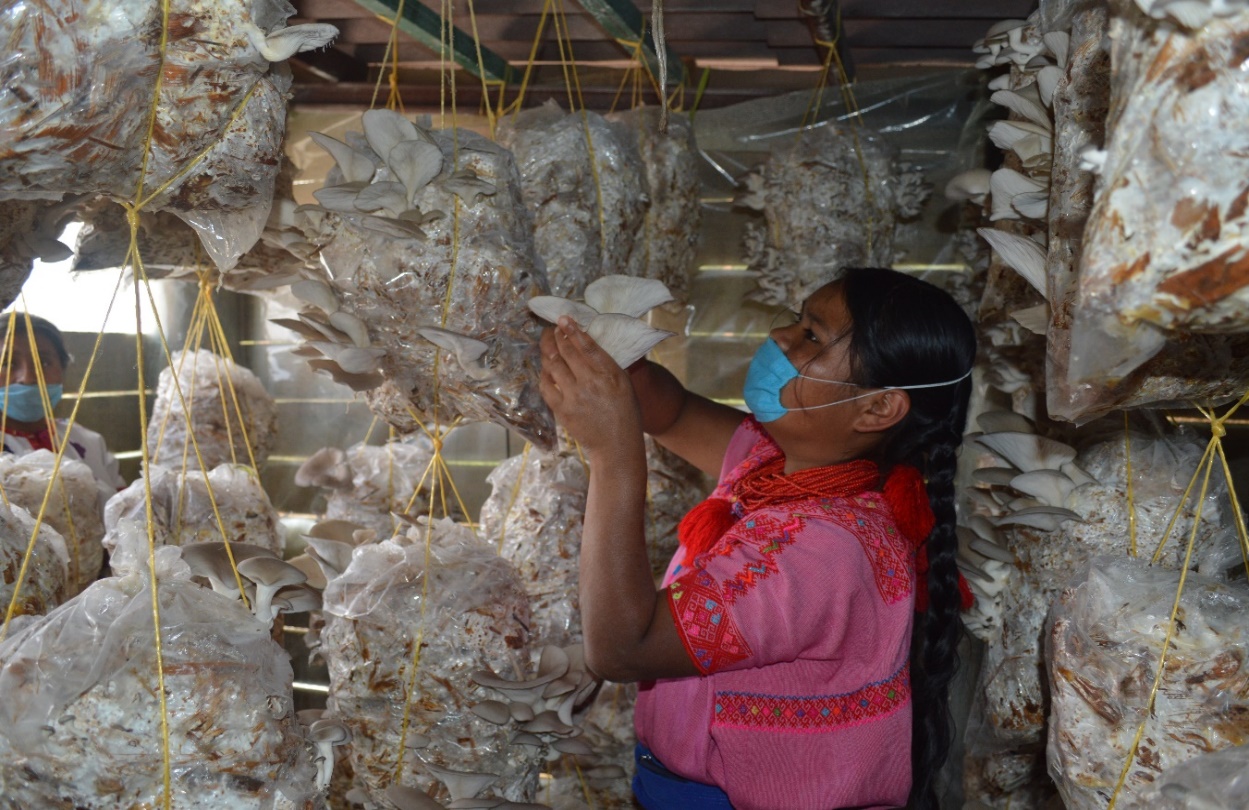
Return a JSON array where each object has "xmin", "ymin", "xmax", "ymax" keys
[
  {"xmin": 179, "ymin": 541, "xmax": 277, "ymax": 598},
  {"xmin": 976, "ymin": 228, "xmax": 1048, "ymax": 299},
  {"xmin": 1010, "ymin": 469, "xmax": 1078, "ymax": 508},
  {"xmin": 328, "ymin": 310, "xmax": 371, "ymax": 348},
  {"xmin": 527, "ymin": 296, "xmax": 598, "ymax": 329},
  {"xmin": 470, "ymin": 700, "xmax": 512, "ymax": 725},
  {"xmin": 274, "ymin": 583, "xmax": 322, "ymax": 616},
  {"xmin": 584, "ymin": 275, "xmax": 675, "ymax": 318},
  {"xmin": 388, "ymin": 140, "xmax": 445, "ymax": 205},
  {"xmin": 361, "ymin": 108, "xmax": 422, "ymax": 164},
  {"xmin": 1011, "ymin": 303, "xmax": 1050, "ymax": 335},
  {"xmin": 972, "ymin": 467, "xmax": 1019, "ymax": 487},
  {"xmin": 245, "ymin": 22, "xmax": 339, "ymax": 63},
  {"xmin": 944, "ymin": 169, "xmax": 992, "ymax": 205},
  {"xmin": 993, "ymin": 505, "xmax": 1083, "ymax": 531},
  {"xmin": 587, "ymin": 313, "xmax": 675, "ymax": 368},
  {"xmin": 442, "ymin": 169, "xmax": 497, "ymax": 204},
  {"xmin": 975, "ymin": 431, "xmax": 1077, "ymax": 473},
  {"xmin": 353, "ymin": 181, "xmax": 409, "ymax": 218},
  {"xmin": 424, "ymin": 766, "xmax": 498, "ymax": 802},
  {"xmin": 309, "ymin": 718, "xmax": 351, "ymax": 792},
  {"xmin": 418, "ymin": 327, "xmax": 493, "ymax": 381},
  {"xmin": 990, "ymin": 86, "xmax": 1052, "ymax": 129},
  {"xmin": 385, "ymin": 784, "xmax": 448, "ymax": 810},
  {"xmin": 976, "ymin": 410, "xmax": 1035, "ymax": 434},
  {"xmin": 1042, "ymin": 31, "xmax": 1070, "ymax": 68},
  {"xmin": 291, "ymin": 279, "xmax": 340, "ymax": 314},
  {"xmin": 989, "ymin": 169, "xmax": 1048, "ymax": 223},
  {"xmin": 236, "ymin": 556, "xmax": 307, "ymax": 626},
  {"xmin": 295, "ymin": 447, "xmax": 352, "ymax": 489}
]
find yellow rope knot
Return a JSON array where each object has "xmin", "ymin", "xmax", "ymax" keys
[
  {"xmin": 1211, "ymin": 421, "xmax": 1227, "ymax": 439},
  {"xmin": 431, "ymin": 436, "xmax": 444, "ymax": 454}
]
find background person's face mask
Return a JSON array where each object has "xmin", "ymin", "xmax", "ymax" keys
[
  {"xmin": 742, "ymin": 338, "xmax": 970, "ymax": 423},
  {"xmin": 2, "ymin": 383, "xmax": 62, "ymax": 423}
]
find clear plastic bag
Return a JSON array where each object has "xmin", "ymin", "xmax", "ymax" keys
[
  {"xmin": 103, "ymin": 463, "xmax": 284, "ymax": 557},
  {"xmin": 0, "ymin": 449, "xmax": 105, "ymax": 592},
  {"xmin": 0, "ymin": 520, "xmax": 319, "ymax": 809},
  {"xmin": 605, "ymin": 107, "xmax": 702, "ymax": 303},
  {"xmin": 0, "ymin": 499, "xmax": 69, "ymax": 619},
  {"xmin": 1047, "ymin": 556, "xmax": 1249, "ymax": 810},
  {"xmin": 497, "ymin": 100, "xmax": 648, "ymax": 299},
  {"xmin": 319, "ymin": 518, "xmax": 541, "ymax": 806},
  {"xmin": 0, "ymin": 0, "xmax": 312, "ymax": 270},
  {"xmin": 322, "ymin": 436, "xmax": 438, "ymax": 539},
  {"xmin": 479, "ymin": 448, "xmax": 588, "ymax": 648},
  {"xmin": 148, "ymin": 349, "xmax": 278, "ymax": 471},
  {"xmin": 1059, "ymin": 5, "xmax": 1249, "ymax": 418},
  {"xmin": 295, "ymin": 122, "xmax": 557, "ymax": 449}
]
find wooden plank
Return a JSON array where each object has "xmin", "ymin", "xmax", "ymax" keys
[
  {"xmin": 774, "ymin": 45, "xmax": 976, "ymax": 65},
  {"xmin": 290, "ymin": 45, "xmax": 372, "ymax": 82},
  {"xmin": 347, "ymin": 0, "xmax": 513, "ymax": 81},
  {"xmin": 294, "ymin": 0, "xmax": 378, "ymax": 17}
]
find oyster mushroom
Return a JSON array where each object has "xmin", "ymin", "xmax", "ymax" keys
[
  {"xmin": 976, "ymin": 228, "xmax": 1047, "ymax": 297},
  {"xmin": 975, "ymin": 431, "xmax": 1077, "ymax": 473},
  {"xmin": 309, "ymin": 718, "xmax": 351, "ymax": 791},
  {"xmin": 291, "ymin": 278, "xmax": 340, "ymax": 314},
  {"xmin": 425, "ymin": 766, "xmax": 498, "ymax": 803},
  {"xmin": 244, "ymin": 22, "xmax": 339, "ymax": 63},
  {"xmin": 944, "ymin": 169, "xmax": 992, "ymax": 204},
  {"xmin": 237, "ymin": 556, "xmax": 308, "ymax": 626},
  {"xmin": 583, "ymin": 275, "xmax": 674, "ymax": 318},
  {"xmin": 295, "ymin": 447, "xmax": 351, "ymax": 489},
  {"xmin": 179, "ymin": 541, "xmax": 278, "ymax": 598},
  {"xmin": 417, "ymin": 327, "xmax": 492, "ymax": 381},
  {"xmin": 385, "ymin": 785, "xmax": 448, "ymax": 810}
]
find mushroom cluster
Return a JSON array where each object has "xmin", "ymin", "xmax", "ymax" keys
[
  {"xmin": 480, "ymin": 448, "xmax": 589, "ymax": 649},
  {"xmin": 103, "ymin": 463, "xmax": 285, "ymax": 559},
  {"xmin": 147, "ymin": 349, "xmax": 279, "ymax": 471},
  {"xmin": 0, "ymin": 449, "xmax": 106, "ymax": 593},
  {"xmin": 0, "ymin": 498, "xmax": 70, "ymax": 620},
  {"xmin": 180, "ymin": 539, "xmax": 322, "ymax": 629},
  {"xmin": 496, "ymin": 100, "xmax": 648, "ymax": 299},
  {"xmin": 295, "ymin": 435, "xmax": 439, "ymax": 538},
  {"xmin": 318, "ymin": 518, "xmax": 541, "ymax": 806},
  {"xmin": 966, "ymin": 5, "xmax": 1249, "ymax": 423},
  {"xmin": 0, "ymin": 0, "xmax": 336, "ymax": 272},
  {"xmin": 961, "ymin": 411, "xmax": 1237, "ymax": 807},
  {"xmin": 281, "ymin": 110, "xmax": 556, "ymax": 449},
  {"xmin": 1049, "ymin": 556, "xmax": 1249, "ymax": 810},
  {"xmin": 604, "ymin": 107, "xmax": 702, "ymax": 304},
  {"xmin": 0, "ymin": 522, "xmax": 321, "ymax": 808},
  {"xmin": 528, "ymin": 275, "xmax": 676, "ymax": 369},
  {"xmin": 734, "ymin": 124, "xmax": 928, "ymax": 307}
]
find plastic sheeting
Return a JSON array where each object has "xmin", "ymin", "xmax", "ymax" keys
[
  {"xmin": 479, "ymin": 447, "xmax": 588, "ymax": 649},
  {"xmin": 148, "ymin": 349, "xmax": 278, "ymax": 472},
  {"xmin": 320, "ymin": 518, "xmax": 540, "ymax": 806},
  {"xmin": 0, "ymin": 0, "xmax": 331, "ymax": 271},
  {"xmin": 496, "ymin": 100, "xmax": 648, "ymax": 299},
  {"xmin": 0, "ymin": 521, "xmax": 318, "ymax": 809},
  {"xmin": 0, "ymin": 499, "xmax": 68, "ymax": 619},
  {"xmin": 1048, "ymin": 556, "xmax": 1249, "ymax": 810},
  {"xmin": 103, "ymin": 463, "xmax": 284, "ymax": 558},
  {"xmin": 0, "ymin": 450, "xmax": 105, "ymax": 592}
]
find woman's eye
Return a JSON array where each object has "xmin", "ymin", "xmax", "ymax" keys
[{"xmin": 805, "ymin": 329, "xmax": 819, "ymax": 343}]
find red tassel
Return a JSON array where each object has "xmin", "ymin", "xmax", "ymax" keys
[
  {"xmin": 913, "ymin": 545, "xmax": 977, "ymax": 613},
  {"xmin": 882, "ymin": 465, "xmax": 935, "ymax": 545},
  {"xmin": 678, "ymin": 497, "xmax": 738, "ymax": 566}
]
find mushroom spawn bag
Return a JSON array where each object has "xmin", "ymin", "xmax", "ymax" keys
[{"xmin": 0, "ymin": 525, "xmax": 317, "ymax": 809}]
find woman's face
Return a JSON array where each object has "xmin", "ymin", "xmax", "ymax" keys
[
  {"xmin": 769, "ymin": 281, "xmax": 858, "ymax": 413},
  {"xmin": 5, "ymin": 332, "xmax": 64, "ymax": 387}
]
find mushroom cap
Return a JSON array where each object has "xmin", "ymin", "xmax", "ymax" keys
[
  {"xmin": 527, "ymin": 296, "xmax": 597, "ymax": 329},
  {"xmin": 584, "ymin": 275, "xmax": 674, "ymax": 318},
  {"xmin": 361, "ymin": 108, "xmax": 422, "ymax": 163},
  {"xmin": 275, "ymin": 583, "xmax": 322, "ymax": 614},
  {"xmin": 587, "ymin": 313, "xmax": 675, "ymax": 369},
  {"xmin": 385, "ymin": 784, "xmax": 448, "ymax": 810},
  {"xmin": 424, "ymin": 766, "xmax": 498, "ymax": 802},
  {"xmin": 237, "ymin": 556, "xmax": 308, "ymax": 590},
  {"xmin": 470, "ymin": 700, "xmax": 512, "ymax": 725},
  {"xmin": 295, "ymin": 447, "xmax": 351, "ymax": 488},
  {"xmin": 552, "ymin": 736, "xmax": 594, "ymax": 756},
  {"xmin": 309, "ymin": 717, "xmax": 352, "ymax": 744},
  {"xmin": 976, "ymin": 228, "xmax": 1047, "ymax": 299},
  {"xmin": 975, "ymin": 431, "xmax": 1077, "ymax": 473},
  {"xmin": 943, "ymin": 169, "xmax": 992, "ymax": 204},
  {"xmin": 971, "ymin": 467, "xmax": 1020, "ymax": 487},
  {"xmin": 1010, "ymin": 469, "xmax": 1077, "ymax": 508},
  {"xmin": 308, "ymin": 519, "xmax": 366, "ymax": 542},
  {"xmin": 994, "ymin": 505, "xmax": 1083, "ymax": 531},
  {"xmin": 291, "ymin": 279, "xmax": 340, "ymax": 313}
]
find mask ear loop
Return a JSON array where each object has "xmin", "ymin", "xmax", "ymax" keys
[{"xmin": 787, "ymin": 367, "xmax": 975, "ymax": 413}]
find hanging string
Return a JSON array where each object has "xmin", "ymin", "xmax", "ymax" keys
[
  {"xmin": 496, "ymin": 442, "xmax": 532, "ymax": 552},
  {"xmin": 1124, "ymin": 412, "xmax": 1138, "ymax": 556},
  {"xmin": 651, "ymin": 0, "xmax": 669, "ymax": 134},
  {"xmin": 1108, "ymin": 390, "xmax": 1249, "ymax": 810}
]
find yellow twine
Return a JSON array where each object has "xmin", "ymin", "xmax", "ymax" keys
[
  {"xmin": 0, "ymin": 273, "xmax": 124, "ymax": 640},
  {"xmin": 465, "ymin": 0, "xmax": 501, "ymax": 136},
  {"xmin": 497, "ymin": 442, "xmax": 532, "ymax": 553},
  {"xmin": 0, "ymin": 311, "xmax": 14, "ymax": 508},
  {"xmin": 1107, "ymin": 390, "xmax": 1249, "ymax": 810},
  {"xmin": 573, "ymin": 758, "xmax": 597, "ymax": 809},
  {"xmin": 501, "ymin": 0, "xmax": 553, "ymax": 118}
]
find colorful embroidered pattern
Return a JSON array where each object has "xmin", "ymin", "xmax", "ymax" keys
[
  {"xmin": 669, "ymin": 570, "xmax": 753, "ymax": 674},
  {"xmin": 809, "ymin": 495, "xmax": 914, "ymax": 605},
  {"xmin": 715, "ymin": 512, "xmax": 804, "ymax": 606},
  {"xmin": 712, "ymin": 665, "xmax": 910, "ymax": 732}
]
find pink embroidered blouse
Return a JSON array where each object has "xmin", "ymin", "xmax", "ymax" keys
[{"xmin": 635, "ymin": 418, "xmax": 916, "ymax": 810}]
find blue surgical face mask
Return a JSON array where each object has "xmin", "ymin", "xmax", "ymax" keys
[
  {"xmin": 3, "ymin": 383, "xmax": 62, "ymax": 423},
  {"xmin": 742, "ymin": 338, "xmax": 972, "ymax": 423}
]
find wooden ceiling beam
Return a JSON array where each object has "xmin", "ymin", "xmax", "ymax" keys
[
  {"xmin": 346, "ymin": 0, "xmax": 514, "ymax": 81},
  {"xmin": 754, "ymin": 0, "xmax": 1037, "ymax": 18}
]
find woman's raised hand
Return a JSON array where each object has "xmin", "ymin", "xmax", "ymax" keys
[{"xmin": 539, "ymin": 317, "xmax": 642, "ymax": 459}]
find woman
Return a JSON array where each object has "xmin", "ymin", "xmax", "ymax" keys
[
  {"xmin": 2, "ymin": 314, "xmax": 126, "ymax": 495},
  {"xmin": 539, "ymin": 267, "xmax": 976, "ymax": 809}
]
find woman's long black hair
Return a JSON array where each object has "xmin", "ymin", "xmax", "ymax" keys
[{"xmin": 839, "ymin": 267, "xmax": 976, "ymax": 810}]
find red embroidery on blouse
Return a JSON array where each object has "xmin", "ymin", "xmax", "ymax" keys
[
  {"xmin": 668, "ymin": 570, "xmax": 753, "ymax": 674},
  {"xmin": 808, "ymin": 495, "xmax": 914, "ymax": 605},
  {"xmin": 712, "ymin": 665, "xmax": 910, "ymax": 733},
  {"xmin": 713, "ymin": 512, "xmax": 804, "ymax": 606}
]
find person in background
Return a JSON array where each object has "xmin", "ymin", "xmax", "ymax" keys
[
  {"xmin": 539, "ymin": 267, "xmax": 977, "ymax": 810},
  {"xmin": 1, "ymin": 313, "xmax": 126, "ymax": 494}
]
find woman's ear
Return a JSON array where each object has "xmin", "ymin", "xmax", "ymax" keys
[{"xmin": 853, "ymin": 389, "xmax": 910, "ymax": 434}]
